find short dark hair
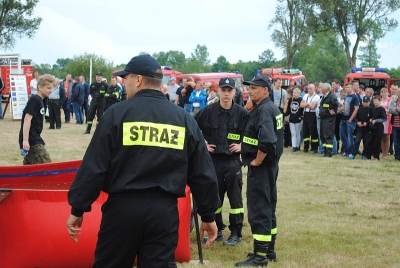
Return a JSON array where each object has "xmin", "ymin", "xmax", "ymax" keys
[{"xmin": 143, "ymin": 76, "xmax": 162, "ymax": 88}]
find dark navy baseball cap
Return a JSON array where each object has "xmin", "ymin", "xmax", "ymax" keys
[
  {"xmin": 113, "ymin": 54, "xmax": 163, "ymax": 79},
  {"xmin": 243, "ymin": 75, "xmax": 272, "ymax": 90},
  {"xmin": 219, "ymin": 77, "xmax": 235, "ymax": 89}
]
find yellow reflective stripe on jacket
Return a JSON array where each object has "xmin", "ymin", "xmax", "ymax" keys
[
  {"xmin": 215, "ymin": 207, "xmax": 223, "ymax": 214},
  {"xmin": 276, "ymin": 114, "xmax": 283, "ymax": 130},
  {"xmin": 253, "ymin": 234, "xmax": 272, "ymax": 242},
  {"xmin": 229, "ymin": 208, "xmax": 244, "ymax": 214},
  {"xmin": 227, "ymin": 133, "xmax": 241, "ymax": 141},
  {"xmin": 311, "ymin": 139, "xmax": 319, "ymax": 143},
  {"xmin": 271, "ymin": 227, "xmax": 277, "ymax": 235},
  {"xmin": 123, "ymin": 122, "xmax": 185, "ymax": 150},
  {"xmin": 243, "ymin": 136, "xmax": 258, "ymax": 146},
  {"xmin": 322, "ymin": 104, "xmax": 330, "ymax": 108},
  {"xmin": 303, "ymin": 137, "xmax": 311, "ymax": 141},
  {"xmin": 323, "ymin": 144, "xmax": 334, "ymax": 148},
  {"xmin": 100, "ymin": 90, "xmax": 106, "ymax": 94}
]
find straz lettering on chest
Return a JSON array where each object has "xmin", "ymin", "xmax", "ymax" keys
[{"xmin": 123, "ymin": 122, "xmax": 186, "ymax": 150}]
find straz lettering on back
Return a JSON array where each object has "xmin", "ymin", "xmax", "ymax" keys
[{"xmin": 123, "ymin": 122, "xmax": 186, "ymax": 150}]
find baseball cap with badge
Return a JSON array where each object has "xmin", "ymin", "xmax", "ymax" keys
[
  {"xmin": 219, "ymin": 77, "xmax": 235, "ymax": 89},
  {"xmin": 113, "ymin": 54, "xmax": 163, "ymax": 79},
  {"xmin": 243, "ymin": 75, "xmax": 272, "ymax": 90}
]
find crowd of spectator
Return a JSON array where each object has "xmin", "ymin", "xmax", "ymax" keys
[{"xmin": 21, "ymin": 71, "xmax": 400, "ymax": 161}]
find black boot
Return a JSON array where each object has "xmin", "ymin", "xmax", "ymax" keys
[
  {"xmin": 235, "ymin": 240, "xmax": 269, "ymax": 267},
  {"xmin": 84, "ymin": 123, "xmax": 92, "ymax": 134},
  {"xmin": 325, "ymin": 148, "xmax": 332, "ymax": 157},
  {"xmin": 267, "ymin": 235, "xmax": 277, "ymax": 262}
]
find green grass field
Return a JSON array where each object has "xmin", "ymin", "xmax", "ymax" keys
[{"xmin": 1, "ymin": 116, "xmax": 399, "ymax": 267}]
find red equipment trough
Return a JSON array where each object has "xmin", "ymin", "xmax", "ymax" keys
[{"xmin": 0, "ymin": 161, "xmax": 192, "ymax": 268}]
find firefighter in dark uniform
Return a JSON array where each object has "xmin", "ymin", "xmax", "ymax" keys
[
  {"xmin": 319, "ymin": 83, "xmax": 339, "ymax": 157},
  {"xmin": 104, "ymin": 76, "xmax": 121, "ymax": 111},
  {"xmin": 195, "ymin": 77, "xmax": 248, "ymax": 246},
  {"xmin": 235, "ymin": 75, "xmax": 284, "ymax": 267},
  {"xmin": 66, "ymin": 55, "xmax": 220, "ymax": 268},
  {"xmin": 84, "ymin": 73, "xmax": 108, "ymax": 134}
]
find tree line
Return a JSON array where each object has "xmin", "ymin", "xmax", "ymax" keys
[{"xmin": 1, "ymin": 0, "xmax": 400, "ymax": 83}]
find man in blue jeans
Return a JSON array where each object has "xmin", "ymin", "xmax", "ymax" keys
[{"xmin": 340, "ymin": 83, "xmax": 360, "ymax": 159}]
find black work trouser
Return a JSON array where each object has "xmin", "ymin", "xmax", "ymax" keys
[
  {"xmin": 320, "ymin": 116, "xmax": 336, "ymax": 154},
  {"xmin": 87, "ymin": 98, "xmax": 104, "ymax": 125},
  {"xmin": 93, "ymin": 190, "xmax": 178, "ymax": 268},
  {"xmin": 355, "ymin": 127, "xmax": 371, "ymax": 157},
  {"xmin": 247, "ymin": 161, "xmax": 278, "ymax": 247},
  {"xmin": 62, "ymin": 98, "xmax": 71, "ymax": 122},
  {"xmin": 48, "ymin": 99, "xmax": 61, "ymax": 129},
  {"xmin": 82, "ymin": 101, "xmax": 89, "ymax": 123},
  {"xmin": 303, "ymin": 112, "xmax": 319, "ymax": 152},
  {"xmin": 213, "ymin": 155, "xmax": 243, "ymax": 236},
  {"xmin": 367, "ymin": 125, "xmax": 384, "ymax": 160}
]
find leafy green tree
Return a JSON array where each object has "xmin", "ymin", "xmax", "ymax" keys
[
  {"xmin": 212, "ymin": 56, "xmax": 230, "ymax": 72},
  {"xmin": 0, "ymin": 0, "xmax": 41, "ymax": 48},
  {"xmin": 270, "ymin": 0, "xmax": 314, "ymax": 68},
  {"xmin": 64, "ymin": 54, "xmax": 113, "ymax": 82},
  {"xmin": 33, "ymin": 63, "xmax": 55, "ymax": 76},
  {"xmin": 294, "ymin": 31, "xmax": 348, "ymax": 82},
  {"xmin": 153, "ymin": 50, "xmax": 186, "ymax": 69},
  {"xmin": 358, "ymin": 39, "xmax": 381, "ymax": 67},
  {"xmin": 313, "ymin": 0, "xmax": 400, "ymax": 67},
  {"xmin": 387, "ymin": 67, "xmax": 400, "ymax": 79},
  {"xmin": 258, "ymin": 49, "xmax": 277, "ymax": 67},
  {"xmin": 191, "ymin": 44, "xmax": 210, "ymax": 66},
  {"xmin": 230, "ymin": 61, "xmax": 262, "ymax": 80}
]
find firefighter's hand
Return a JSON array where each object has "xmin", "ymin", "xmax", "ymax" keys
[
  {"xmin": 66, "ymin": 214, "xmax": 83, "ymax": 243},
  {"xmin": 207, "ymin": 144, "xmax": 216, "ymax": 153},
  {"xmin": 22, "ymin": 140, "xmax": 30, "ymax": 151},
  {"xmin": 329, "ymin": 109, "xmax": 335, "ymax": 115},
  {"xmin": 229, "ymin": 143, "xmax": 241, "ymax": 153},
  {"xmin": 200, "ymin": 221, "xmax": 217, "ymax": 247},
  {"xmin": 357, "ymin": 122, "xmax": 362, "ymax": 127}
]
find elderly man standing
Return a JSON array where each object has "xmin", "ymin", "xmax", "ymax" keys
[{"xmin": 319, "ymin": 83, "xmax": 339, "ymax": 157}]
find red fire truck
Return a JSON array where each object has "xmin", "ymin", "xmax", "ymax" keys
[
  {"xmin": 261, "ymin": 67, "xmax": 306, "ymax": 89},
  {"xmin": 344, "ymin": 67, "xmax": 397, "ymax": 93}
]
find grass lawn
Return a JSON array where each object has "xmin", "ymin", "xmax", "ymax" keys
[{"xmin": 1, "ymin": 115, "xmax": 399, "ymax": 267}]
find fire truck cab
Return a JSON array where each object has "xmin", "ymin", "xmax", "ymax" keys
[
  {"xmin": 344, "ymin": 67, "xmax": 394, "ymax": 93},
  {"xmin": 261, "ymin": 67, "xmax": 306, "ymax": 89}
]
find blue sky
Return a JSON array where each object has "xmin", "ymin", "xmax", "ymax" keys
[{"xmin": 3, "ymin": 0, "xmax": 400, "ymax": 68}]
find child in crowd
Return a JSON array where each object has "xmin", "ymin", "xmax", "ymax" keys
[
  {"xmin": 285, "ymin": 87, "xmax": 304, "ymax": 152},
  {"xmin": 19, "ymin": 74, "xmax": 55, "ymax": 165},
  {"xmin": 367, "ymin": 96, "xmax": 387, "ymax": 160},
  {"xmin": 355, "ymin": 96, "xmax": 372, "ymax": 159}
]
